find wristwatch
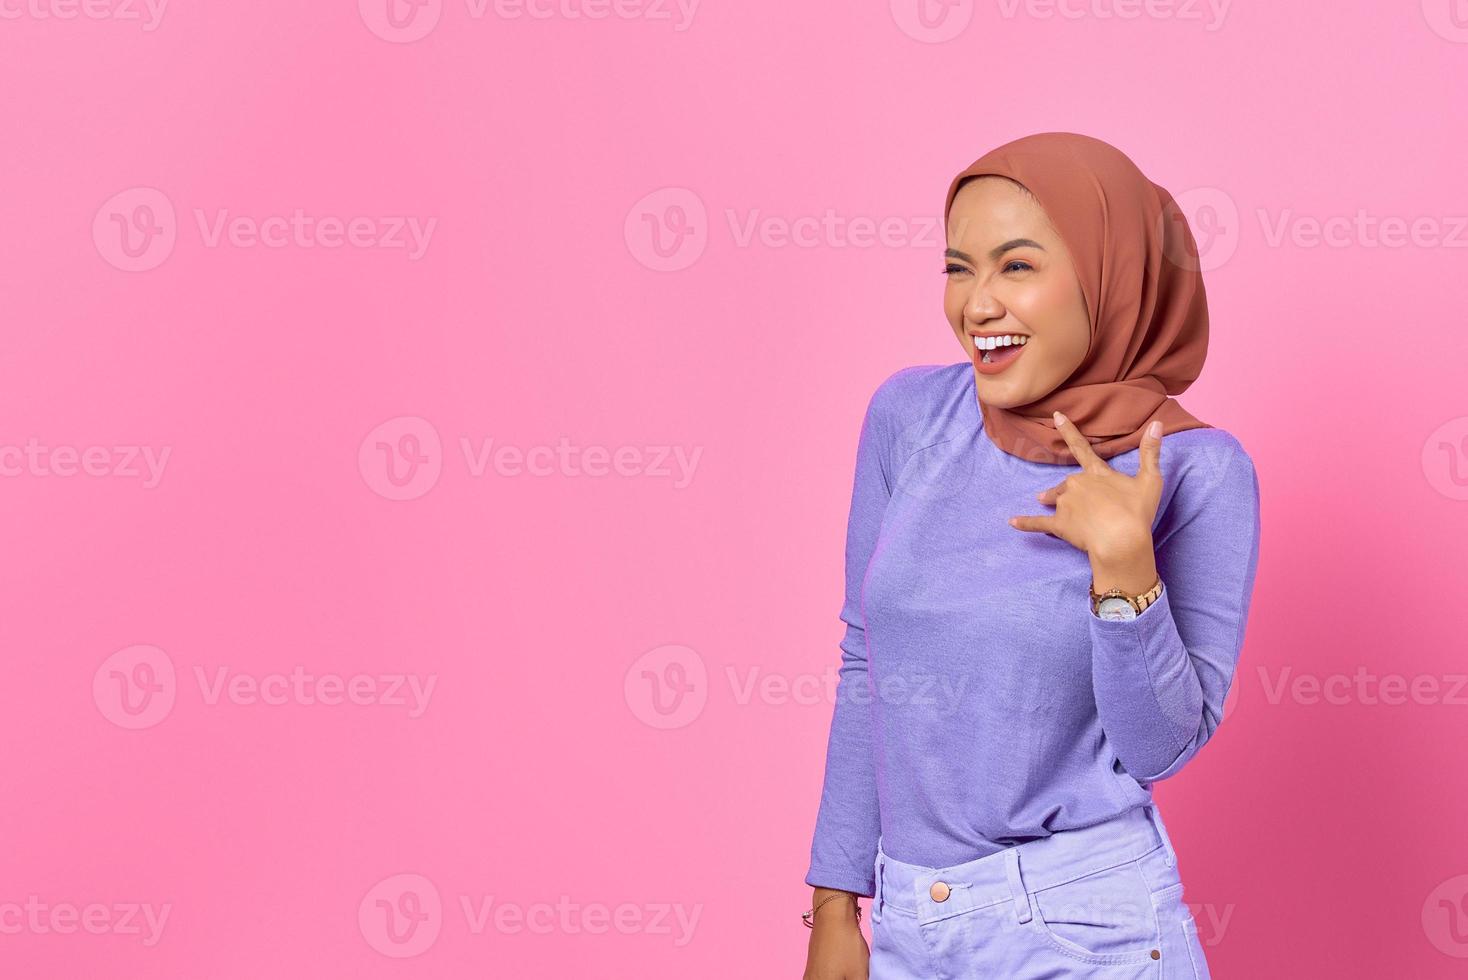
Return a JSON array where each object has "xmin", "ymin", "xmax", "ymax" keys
[{"xmin": 1090, "ymin": 576, "xmax": 1164, "ymax": 621}]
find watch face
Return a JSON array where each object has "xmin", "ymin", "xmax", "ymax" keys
[{"xmin": 1097, "ymin": 597, "xmax": 1137, "ymax": 621}]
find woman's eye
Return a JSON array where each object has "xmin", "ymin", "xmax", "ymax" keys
[
  {"xmin": 943, "ymin": 264, "xmax": 969, "ymax": 275},
  {"xmin": 1003, "ymin": 260, "xmax": 1034, "ymax": 274}
]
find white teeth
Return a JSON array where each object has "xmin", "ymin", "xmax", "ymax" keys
[{"xmin": 974, "ymin": 334, "xmax": 1028, "ymax": 350}]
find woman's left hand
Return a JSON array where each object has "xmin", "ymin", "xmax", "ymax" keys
[{"xmin": 1008, "ymin": 413, "xmax": 1162, "ymax": 568}]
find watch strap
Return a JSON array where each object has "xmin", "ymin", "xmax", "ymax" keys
[{"xmin": 1090, "ymin": 576, "xmax": 1163, "ymax": 616}]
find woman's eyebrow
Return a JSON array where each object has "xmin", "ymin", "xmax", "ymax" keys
[{"xmin": 945, "ymin": 239, "xmax": 1046, "ymax": 264}]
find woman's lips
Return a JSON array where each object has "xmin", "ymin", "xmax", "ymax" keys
[{"xmin": 974, "ymin": 341, "xmax": 1027, "ymax": 375}]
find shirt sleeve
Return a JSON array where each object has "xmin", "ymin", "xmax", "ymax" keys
[
  {"xmin": 803, "ymin": 378, "xmax": 904, "ymax": 897},
  {"xmin": 1088, "ymin": 440, "xmax": 1262, "ymax": 784}
]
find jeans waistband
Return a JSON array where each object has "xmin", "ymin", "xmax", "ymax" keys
[{"xmin": 871, "ymin": 804, "xmax": 1177, "ymax": 927}]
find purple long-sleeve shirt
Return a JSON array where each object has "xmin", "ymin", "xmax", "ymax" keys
[{"xmin": 805, "ymin": 362, "xmax": 1261, "ymax": 897}]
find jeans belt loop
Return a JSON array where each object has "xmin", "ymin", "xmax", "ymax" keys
[
  {"xmin": 872, "ymin": 846, "xmax": 885, "ymax": 924},
  {"xmin": 1147, "ymin": 804, "xmax": 1178, "ymax": 869},
  {"xmin": 1003, "ymin": 846, "xmax": 1033, "ymax": 924}
]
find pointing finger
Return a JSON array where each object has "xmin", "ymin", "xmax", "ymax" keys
[
  {"xmin": 1008, "ymin": 514, "xmax": 1058, "ymax": 534},
  {"xmin": 1052, "ymin": 411, "xmax": 1107, "ymax": 472}
]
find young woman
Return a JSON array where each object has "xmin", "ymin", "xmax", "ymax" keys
[{"xmin": 800, "ymin": 132, "xmax": 1260, "ymax": 979}]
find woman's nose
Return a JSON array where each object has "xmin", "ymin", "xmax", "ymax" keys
[{"xmin": 966, "ymin": 284, "xmax": 1003, "ymax": 322}]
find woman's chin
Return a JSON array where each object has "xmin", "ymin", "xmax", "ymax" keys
[{"xmin": 973, "ymin": 372, "xmax": 1030, "ymax": 409}]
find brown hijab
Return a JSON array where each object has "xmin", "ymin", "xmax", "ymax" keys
[{"xmin": 943, "ymin": 132, "xmax": 1212, "ymax": 465}]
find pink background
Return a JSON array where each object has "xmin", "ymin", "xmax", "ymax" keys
[{"xmin": 3, "ymin": 1, "xmax": 1467, "ymax": 976}]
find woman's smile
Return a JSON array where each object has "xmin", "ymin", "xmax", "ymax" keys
[{"xmin": 971, "ymin": 331, "xmax": 1030, "ymax": 375}]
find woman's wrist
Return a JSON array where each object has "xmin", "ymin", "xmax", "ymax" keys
[
  {"xmin": 1088, "ymin": 534, "xmax": 1158, "ymax": 596},
  {"xmin": 807, "ymin": 888, "xmax": 861, "ymax": 927}
]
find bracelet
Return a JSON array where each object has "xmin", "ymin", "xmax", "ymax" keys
[{"xmin": 802, "ymin": 892, "xmax": 862, "ymax": 928}]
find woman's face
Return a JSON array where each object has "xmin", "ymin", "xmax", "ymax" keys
[{"xmin": 944, "ymin": 176, "xmax": 1091, "ymax": 409}]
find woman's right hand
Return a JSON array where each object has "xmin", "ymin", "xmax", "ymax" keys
[{"xmin": 802, "ymin": 889, "xmax": 870, "ymax": 980}]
